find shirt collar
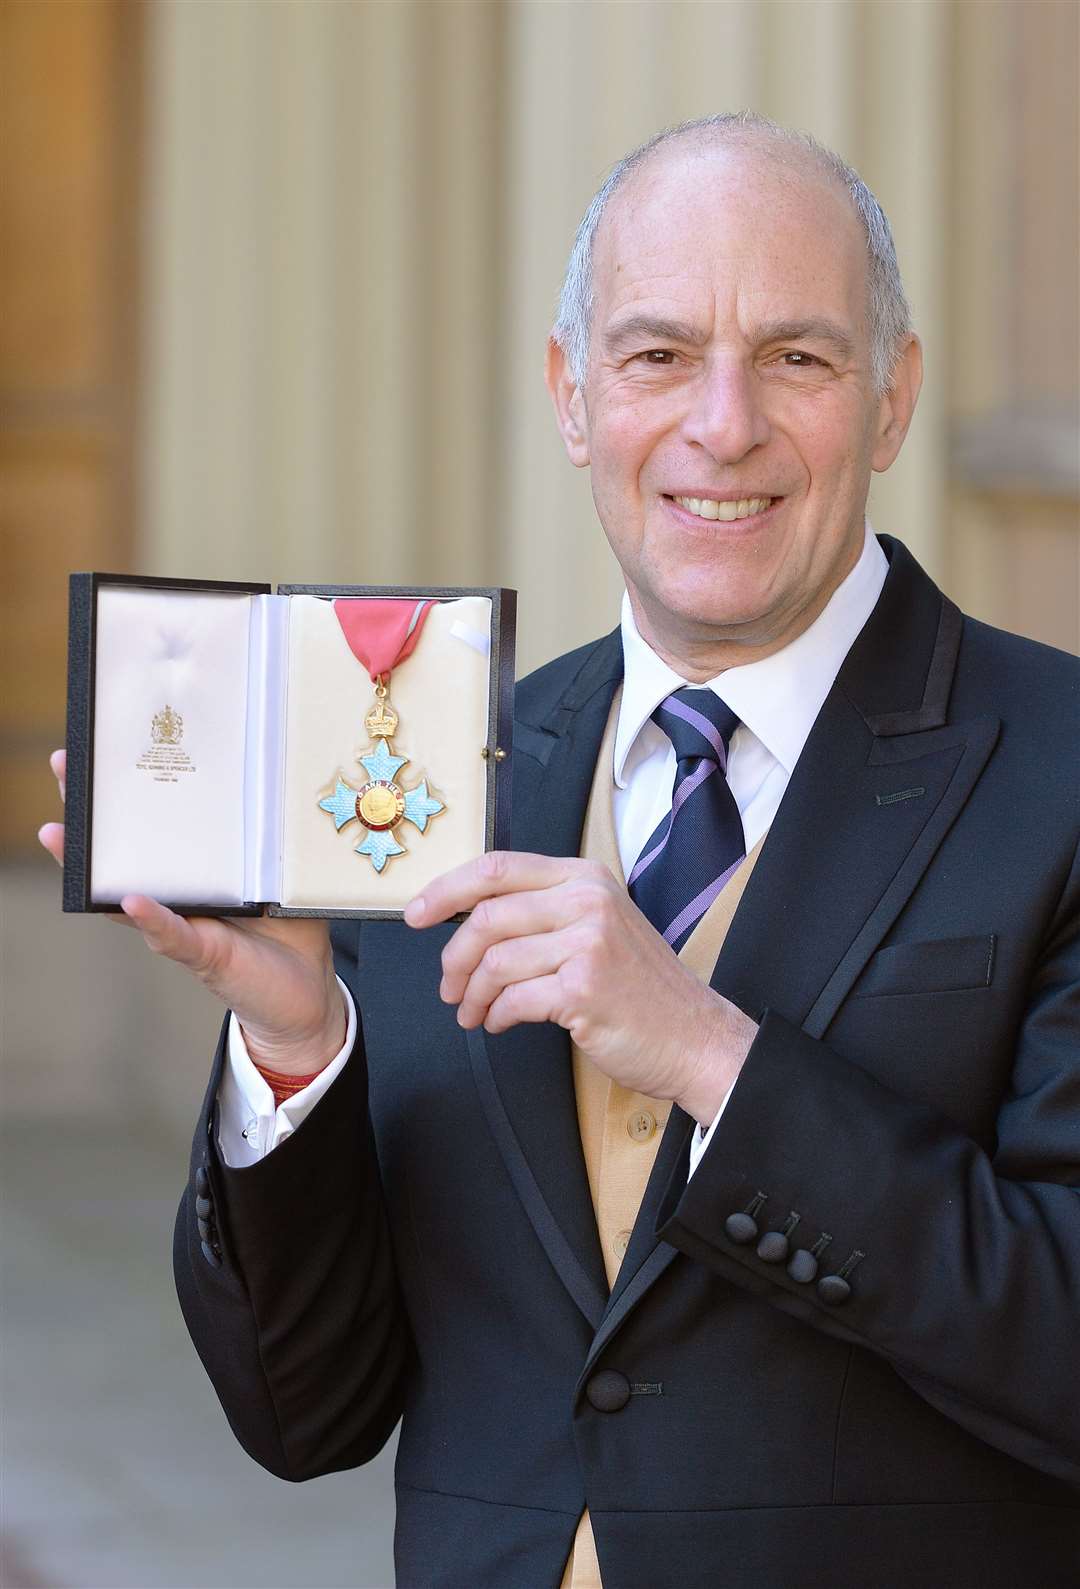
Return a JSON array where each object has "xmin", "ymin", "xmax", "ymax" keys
[{"xmin": 614, "ymin": 520, "xmax": 889, "ymax": 787}]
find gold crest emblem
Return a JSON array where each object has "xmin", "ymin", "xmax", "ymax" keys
[{"xmin": 151, "ymin": 704, "xmax": 184, "ymax": 745}]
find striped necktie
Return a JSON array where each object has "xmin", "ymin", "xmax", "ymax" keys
[{"xmin": 627, "ymin": 688, "xmax": 746, "ymax": 954}]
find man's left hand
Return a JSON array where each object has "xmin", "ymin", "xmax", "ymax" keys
[{"xmin": 405, "ymin": 851, "xmax": 758, "ymax": 1127}]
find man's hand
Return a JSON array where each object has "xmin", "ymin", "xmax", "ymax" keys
[
  {"xmin": 38, "ymin": 750, "xmax": 347, "ymax": 1076},
  {"xmin": 405, "ymin": 851, "xmax": 757, "ymax": 1126}
]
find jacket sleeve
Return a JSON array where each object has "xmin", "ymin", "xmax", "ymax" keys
[
  {"xmin": 659, "ymin": 833, "xmax": 1080, "ymax": 1488},
  {"xmin": 173, "ymin": 953, "xmax": 411, "ymax": 1481}
]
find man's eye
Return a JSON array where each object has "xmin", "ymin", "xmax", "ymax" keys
[
  {"xmin": 637, "ymin": 349, "xmax": 675, "ymax": 365},
  {"xmin": 780, "ymin": 350, "xmax": 824, "ymax": 367}
]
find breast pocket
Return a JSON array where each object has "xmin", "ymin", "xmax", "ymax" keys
[{"xmin": 854, "ymin": 934, "xmax": 997, "ymax": 997}]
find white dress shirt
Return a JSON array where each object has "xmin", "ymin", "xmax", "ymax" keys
[{"xmin": 219, "ymin": 523, "xmax": 888, "ymax": 1173}]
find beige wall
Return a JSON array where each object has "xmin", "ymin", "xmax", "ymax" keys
[{"xmin": 139, "ymin": 0, "xmax": 1078, "ymax": 674}]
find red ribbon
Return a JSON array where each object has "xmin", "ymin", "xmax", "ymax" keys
[{"xmin": 333, "ymin": 597, "xmax": 436, "ymax": 683}]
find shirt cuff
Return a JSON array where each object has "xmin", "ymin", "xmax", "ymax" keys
[
  {"xmin": 686, "ymin": 1076, "xmax": 738, "ymax": 1180},
  {"xmin": 216, "ymin": 977, "xmax": 357, "ymax": 1169}
]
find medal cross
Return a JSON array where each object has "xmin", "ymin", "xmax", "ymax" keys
[{"xmin": 319, "ymin": 738, "xmax": 445, "ymax": 873}]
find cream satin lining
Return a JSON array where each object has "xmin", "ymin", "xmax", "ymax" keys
[{"xmin": 91, "ymin": 586, "xmax": 253, "ymax": 905}]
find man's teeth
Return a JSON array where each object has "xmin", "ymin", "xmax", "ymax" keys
[{"xmin": 673, "ymin": 495, "xmax": 773, "ymax": 521}]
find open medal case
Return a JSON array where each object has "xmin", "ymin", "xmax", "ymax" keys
[{"xmin": 63, "ymin": 574, "xmax": 516, "ymax": 918}]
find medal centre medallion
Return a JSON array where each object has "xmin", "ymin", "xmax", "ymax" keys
[{"xmin": 356, "ymin": 780, "xmax": 405, "ymax": 831}]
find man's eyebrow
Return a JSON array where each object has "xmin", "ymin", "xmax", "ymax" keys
[
  {"xmin": 602, "ymin": 314, "xmax": 709, "ymax": 351},
  {"xmin": 755, "ymin": 318, "xmax": 857, "ymax": 361}
]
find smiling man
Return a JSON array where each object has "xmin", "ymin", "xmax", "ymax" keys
[
  {"xmin": 547, "ymin": 127, "xmax": 920, "ymax": 677},
  {"xmin": 46, "ymin": 113, "xmax": 1079, "ymax": 1588}
]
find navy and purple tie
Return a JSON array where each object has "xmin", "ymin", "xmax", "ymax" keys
[{"xmin": 627, "ymin": 688, "xmax": 746, "ymax": 954}]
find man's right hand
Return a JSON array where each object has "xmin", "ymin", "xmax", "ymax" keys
[{"xmin": 39, "ymin": 749, "xmax": 347, "ymax": 1077}]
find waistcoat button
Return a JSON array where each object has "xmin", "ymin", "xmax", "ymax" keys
[{"xmin": 626, "ymin": 1109, "xmax": 657, "ymax": 1141}]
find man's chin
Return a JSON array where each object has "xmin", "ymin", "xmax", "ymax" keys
[
  {"xmin": 640, "ymin": 579, "xmax": 786, "ymax": 647},
  {"xmin": 626, "ymin": 586, "xmax": 795, "ymax": 674}
]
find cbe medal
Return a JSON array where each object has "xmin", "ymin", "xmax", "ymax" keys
[{"xmin": 318, "ymin": 598, "xmax": 445, "ymax": 873}]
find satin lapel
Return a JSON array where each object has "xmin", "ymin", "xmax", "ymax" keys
[{"xmin": 467, "ymin": 631, "xmax": 623, "ymax": 1330}]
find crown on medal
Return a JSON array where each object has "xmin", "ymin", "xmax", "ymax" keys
[
  {"xmin": 151, "ymin": 704, "xmax": 184, "ymax": 745},
  {"xmin": 365, "ymin": 700, "xmax": 399, "ymax": 740}
]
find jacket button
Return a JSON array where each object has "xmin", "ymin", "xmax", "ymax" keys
[
  {"xmin": 200, "ymin": 1240, "xmax": 222, "ymax": 1269},
  {"xmin": 195, "ymin": 1167, "xmax": 209, "ymax": 1197},
  {"xmin": 195, "ymin": 1194, "xmax": 212, "ymax": 1219},
  {"xmin": 197, "ymin": 1216, "xmax": 211, "ymax": 1241},
  {"xmin": 818, "ymin": 1274, "xmax": 852, "ymax": 1305},
  {"xmin": 585, "ymin": 1370, "xmax": 631, "ymax": 1412}
]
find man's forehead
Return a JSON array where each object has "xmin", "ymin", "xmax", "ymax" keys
[
  {"xmin": 592, "ymin": 142, "xmax": 865, "ymax": 319},
  {"xmin": 603, "ymin": 139, "xmax": 849, "ymax": 235}
]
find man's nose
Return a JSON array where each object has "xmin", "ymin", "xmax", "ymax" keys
[{"xmin": 680, "ymin": 361, "xmax": 770, "ymax": 462}]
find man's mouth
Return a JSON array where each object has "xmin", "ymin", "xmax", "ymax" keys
[{"xmin": 668, "ymin": 494, "xmax": 777, "ymax": 522}]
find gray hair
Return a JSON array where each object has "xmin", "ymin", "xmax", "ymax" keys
[{"xmin": 552, "ymin": 111, "xmax": 911, "ymax": 396}]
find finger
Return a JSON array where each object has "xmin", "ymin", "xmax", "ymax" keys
[
  {"xmin": 482, "ymin": 973, "xmax": 565, "ymax": 1035},
  {"xmin": 440, "ymin": 888, "xmax": 577, "ymax": 1000},
  {"xmin": 120, "ymin": 894, "xmax": 213, "ymax": 970},
  {"xmin": 454, "ymin": 929, "xmax": 574, "ymax": 1027},
  {"xmin": 37, "ymin": 822, "xmax": 64, "ymax": 866},
  {"xmin": 50, "ymin": 748, "xmax": 66, "ymax": 803},
  {"xmin": 406, "ymin": 851, "xmax": 588, "ymax": 927}
]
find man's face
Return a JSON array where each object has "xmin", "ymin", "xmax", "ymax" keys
[{"xmin": 547, "ymin": 144, "xmax": 920, "ymax": 672}]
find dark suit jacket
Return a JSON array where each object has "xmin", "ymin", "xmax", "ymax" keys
[{"xmin": 175, "ymin": 538, "xmax": 1080, "ymax": 1589}]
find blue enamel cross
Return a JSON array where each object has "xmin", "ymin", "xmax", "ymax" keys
[{"xmin": 319, "ymin": 734, "xmax": 444, "ymax": 873}]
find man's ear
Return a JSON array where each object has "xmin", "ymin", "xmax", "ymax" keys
[
  {"xmin": 545, "ymin": 337, "xmax": 590, "ymax": 468},
  {"xmin": 871, "ymin": 333, "xmax": 923, "ymax": 472}
]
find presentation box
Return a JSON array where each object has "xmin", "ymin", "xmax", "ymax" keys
[{"xmin": 63, "ymin": 574, "xmax": 516, "ymax": 918}]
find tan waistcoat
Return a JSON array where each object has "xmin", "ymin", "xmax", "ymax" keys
[{"xmin": 560, "ymin": 689, "xmax": 765, "ymax": 1589}]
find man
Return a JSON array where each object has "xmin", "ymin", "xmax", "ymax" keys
[{"xmin": 42, "ymin": 115, "xmax": 1080, "ymax": 1587}]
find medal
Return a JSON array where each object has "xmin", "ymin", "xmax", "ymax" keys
[{"xmin": 318, "ymin": 598, "xmax": 445, "ymax": 872}]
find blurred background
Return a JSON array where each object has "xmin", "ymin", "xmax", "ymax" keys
[{"xmin": 1, "ymin": 1, "xmax": 1077, "ymax": 1586}]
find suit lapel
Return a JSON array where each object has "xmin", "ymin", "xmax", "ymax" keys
[{"xmin": 468, "ymin": 631, "xmax": 623, "ymax": 1330}]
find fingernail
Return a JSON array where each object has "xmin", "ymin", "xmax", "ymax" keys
[{"xmin": 404, "ymin": 897, "xmax": 426, "ymax": 926}]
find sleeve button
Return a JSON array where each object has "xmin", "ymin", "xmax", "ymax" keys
[
  {"xmin": 756, "ymin": 1230, "xmax": 789, "ymax": 1263},
  {"xmin": 787, "ymin": 1248, "xmax": 819, "ymax": 1283}
]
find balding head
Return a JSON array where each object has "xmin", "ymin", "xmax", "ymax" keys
[{"xmin": 553, "ymin": 113, "xmax": 911, "ymax": 398}]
